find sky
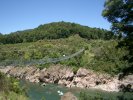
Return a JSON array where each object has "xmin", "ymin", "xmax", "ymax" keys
[{"xmin": 0, "ymin": 0, "xmax": 111, "ymax": 34}]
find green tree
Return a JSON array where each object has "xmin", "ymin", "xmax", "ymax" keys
[
  {"xmin": 0, "ymin": 33, "xmax": 3, "ymax": 44},
  {"xmin": 102, "ymin": 0, "xmax": 133, "ymax": 74}
]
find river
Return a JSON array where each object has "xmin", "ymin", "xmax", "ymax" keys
[{"xmin": 20, "ymin": 80, "xmax": 133, "ymax": 100}]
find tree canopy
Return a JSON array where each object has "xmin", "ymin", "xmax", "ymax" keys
[
  {"xmin": 0, "ymin": 22, "xmax": 115, "ymax": 44},
  {"xmin": 102, "ymin": 0, "xmax": 133, "ymax": 33},
  {"xmin": 102, "ymin": 0, "xmax": 133, "ymax": 74}
]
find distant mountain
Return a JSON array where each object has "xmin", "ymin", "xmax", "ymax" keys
[{"xmin": 0, "ymin": 21, "xmax": 115, "ymax": 44}]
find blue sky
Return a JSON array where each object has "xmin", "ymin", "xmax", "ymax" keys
[{"xmin": 0, "ymin": 0, "xmax": 111, "ymax": 34}]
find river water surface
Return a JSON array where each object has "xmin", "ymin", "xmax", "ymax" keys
[{"xmin": 20, "ymin": 80, "xmax": 133, "ymax": 100}]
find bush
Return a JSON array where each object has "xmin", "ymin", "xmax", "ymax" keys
[{"xmin": 0, "ymin": 72, "xmax": 28, "ymax": 99}]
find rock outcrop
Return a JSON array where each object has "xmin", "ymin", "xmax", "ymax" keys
[
  {"xmin": 60, "ymin": 92, "xmax": 77, "ymax": 100},
  {"xmin": 0, "ymin": 65, "xmax": 133, "ymax": 92}
]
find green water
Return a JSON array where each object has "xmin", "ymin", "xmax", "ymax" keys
[
  {"xmin": 20, "ymin": 80, "xmax": 133, "ymax": 100},
  {"xmin": 20, "ymin": 80, "xmax": 79, "ymax": 100}
]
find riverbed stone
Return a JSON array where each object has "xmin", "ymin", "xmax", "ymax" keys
[
  {"xmin": 60, "ymin": 92, "xmax": 78, "ymax": 100},
  {"xmin": 0, "ymin": 66, "xmax": 13, "ymax": 74},
  {"xmin": 76, "ymin": 68, "xmax": 90, "ymax": 77},
  {"xmin": 58, "ymin": 80, "xmax": 71, "ymax": 86}
]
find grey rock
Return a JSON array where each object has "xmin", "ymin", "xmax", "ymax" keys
[{"xmin": 60, "ymin": 92, "xmax": 77, "ymax": 100}]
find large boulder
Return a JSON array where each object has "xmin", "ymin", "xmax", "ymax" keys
[
  {"xmin": 61, "ymin": 68, "xmax": 74, "ymax": 80},
  {"xmin": 39, "ymin": 65, "xmax": 74, "ymax": 84},
  {"xmin": 76, "ymin": 82, "xmax": 85, "ymax": 88},
  {"xmin": 39, "ymin": 66, "xmax": 61, "ymax": 83},
  {"xmin": 0, "ymin": 66, "xmax": 13, "ymax": 74},
  {"xmin": 26, "ymin": 68, "xmax": 40, "ymax": 83},
  {"xmin": 58, "ymin": 79, "xmax": 71, "ymax": 86},
  {"xmin": 122, "ymin": 75, "xmax": 133, "ymax": 84},
  {"xmin": 92, "ymin": 78, "xmax": 120, "ymax": 92},
  {"xmin": 37, "ymin": 68, "xmax": 47, "ymax": 82},
  {"xmin": 60, "ymin": 92, "xmax": 77, "ymax": 100},
  {"xmin": 76, "ymin": 68, "xmax": 91, "ymax": 77},
  {"xmin": 73, "ymin": 76, "xmax": 95, "ymax": 88}
]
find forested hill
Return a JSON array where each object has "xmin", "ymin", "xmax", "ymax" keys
[{"xmin": 0, "ymin": 21, "xmax": 115, "ymax": 44}]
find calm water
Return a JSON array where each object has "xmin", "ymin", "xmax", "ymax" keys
[{"xmin": 20, "ymin": 80, "xmax": 133, "ymax": 100}]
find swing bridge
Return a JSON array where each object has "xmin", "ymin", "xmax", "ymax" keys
[{"xmin": 0, "ymin": 48, "xmax": 84, "ymax": 66}]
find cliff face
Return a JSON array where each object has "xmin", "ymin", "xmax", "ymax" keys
[{"xmin": 0, "ymin": 65, "xmax": 133, "ymax": 92}]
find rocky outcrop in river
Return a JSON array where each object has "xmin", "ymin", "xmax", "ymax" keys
[
  {"xmin": 61, "ymin": 92, "xmax": 77, "ymax": 100},
  {"xmin": 0, "ymin": 65, "xmax": 133, "ymax": 92}
]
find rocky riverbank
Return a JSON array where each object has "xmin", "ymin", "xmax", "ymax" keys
[{"xmin": 0, "ymin": 65, "xmax": 133, "ymax": 92}]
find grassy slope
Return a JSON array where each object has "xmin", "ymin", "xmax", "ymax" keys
[{"xmin": 0, "ymin": 35, "xmax": 128, "ymax": 75}]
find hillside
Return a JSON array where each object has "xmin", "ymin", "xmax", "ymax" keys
[
  {"xmin": 0, "ymin": 35, "xmax": 128, "ymax": 75},
  {"xmin": 0, "ymin": 22, "xmax": 129, "ymax": 75},
  {"xmin": 0, "ymin": 22, "xmax": 115, "ymax": 44}
]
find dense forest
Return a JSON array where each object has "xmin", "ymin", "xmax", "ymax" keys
[{"xmin": 0, "ymin": 22, "xmax": 115, "ymax": 44}]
